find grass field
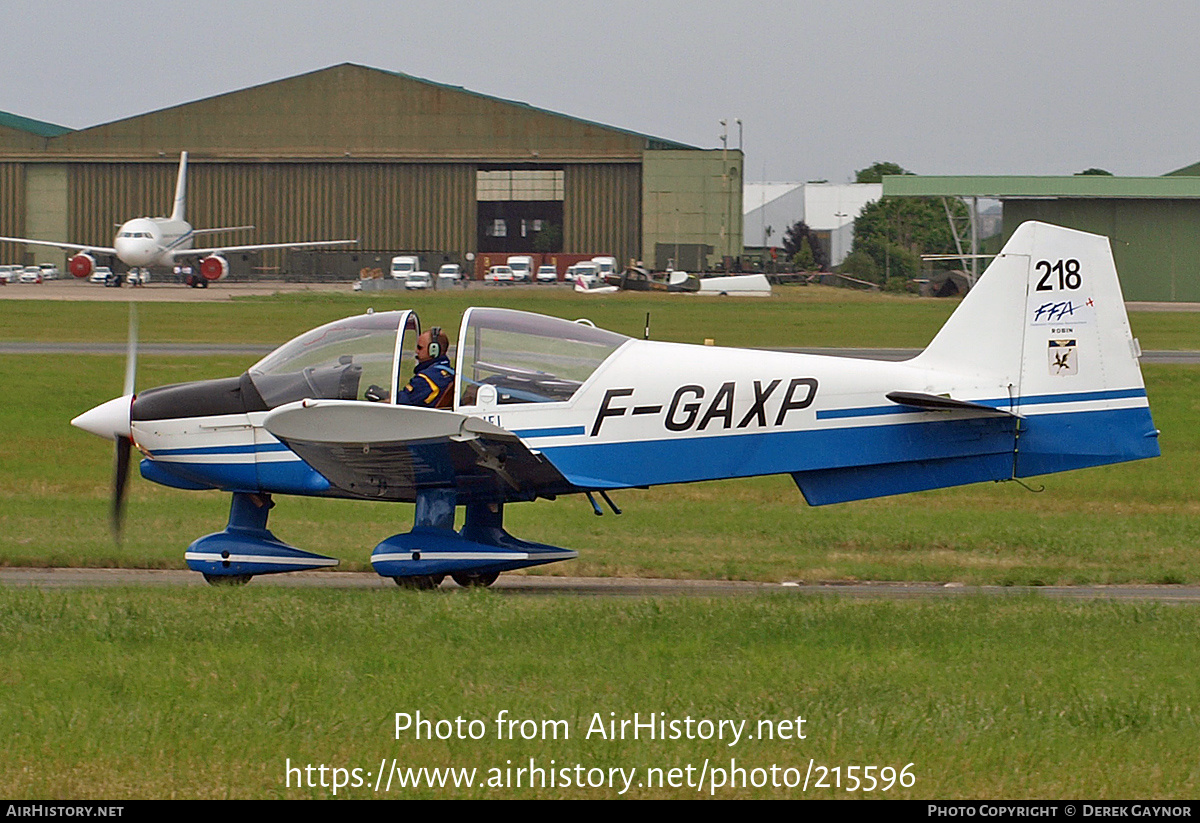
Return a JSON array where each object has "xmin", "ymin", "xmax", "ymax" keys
[
  {"xmin": 3, "ymin": 589, "xmax": 1199, "ymax": 799},
  {"xmin": 1, "ymin": 289, "xmax": 1197, "ymax": 799},
  {"xmin": 2, "ymin": 285, "xmax": 1199, "ymax": 349}
]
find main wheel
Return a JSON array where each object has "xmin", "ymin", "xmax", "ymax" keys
[
  {"xmin": 203, "ymin": 573, "xmax": 252, "ymax": 587},
  {"xmin": 451, "ymin": 571, "xmax": 499, "ymax": 588},
  {"xmin": 393, "ymin": 574, "xmax": 444, "ymax": 590}
]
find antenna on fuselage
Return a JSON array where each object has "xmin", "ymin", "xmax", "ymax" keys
[
  {"xmin": 644, "ymin": 312, "xmax": 651, "ymax": 340},
  {"xmin": 169, "ymin": 151, "xmax": 188, "ymax": 222}
]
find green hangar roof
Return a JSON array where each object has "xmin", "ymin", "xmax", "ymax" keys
[
  {"xmin": 0, "ymin": 110, "xmax": 72, "ymax": 138},
  {"xmin": 882, "ymin": 175, "xmax": 1200, "ymax": 199},
  {"xmin": 879, "ymin": 172, "xmax": 1200, "ymax": 302}
]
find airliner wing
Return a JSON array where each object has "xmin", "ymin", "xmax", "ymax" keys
[
  {"xmin": 189, "ymin": 225, "xmax": 255, "ymax": 237},
  {"xmin": 0, "ymin": 236, "xmax": 117, "ymax": 255},
  {"xmin": 173, "ymin": 238, "xmax": 358, "ymax": 256}
]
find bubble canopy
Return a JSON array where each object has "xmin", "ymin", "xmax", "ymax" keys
[
  {"xmin": 249, "ymin": 310, "xmax": 419, "ymax": 409},
  {"xmin": 455, "ymin": 307, "xmax": 629, "ymax": 406}
]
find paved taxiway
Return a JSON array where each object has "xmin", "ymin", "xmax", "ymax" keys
[{"xmin": 4, "ymin": 568, "xmax": 1200, "ymax": 603}]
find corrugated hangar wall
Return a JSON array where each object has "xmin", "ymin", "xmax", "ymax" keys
[
  {"xmin": 564, "ymin": 164, "xmax": 641, "ymax": 264},
  {"xmin": 63, "ymin": 159, "xmax": 643, "ymax": 270},
  {"xmin": 67, "ymin": 160, "xmax": 478, "ymax": 268},
  {"xmin": 0, "ymin": 163, "xmax": 25, "ymax": 260},
  {"xmin": 1004, "ymin": 199, "xmax": 1200, "ymax": 302}
]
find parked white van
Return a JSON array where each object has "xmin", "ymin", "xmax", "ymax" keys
[{"xmin": 507, "ymin": 255, "xmax": 533, "ymax": 282}]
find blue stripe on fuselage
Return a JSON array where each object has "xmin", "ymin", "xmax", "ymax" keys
[
  {"xmin": 537, "ymin": 406, "xmax": 1156, "ymax": 493},
  {"xmin": 817, "ymin": 388, "xmax": 1148, "ymax": 420}
]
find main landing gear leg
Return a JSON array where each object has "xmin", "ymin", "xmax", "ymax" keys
[
  {"xmin": 370, "ymin": 493, "xmax": 578, "ymax": 588},
  {"xmin": 185, "ymin": 492, "xmax": 339, "ymax": 585}
]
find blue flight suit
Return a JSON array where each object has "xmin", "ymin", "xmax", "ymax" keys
[{"xmin": 396, "ymin": 355, "xmax": 455, "ymax": 408}]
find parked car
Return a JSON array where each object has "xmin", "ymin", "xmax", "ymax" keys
[
  {"xmin": 486, "ymin": 265, "xmax": 514, "ymax": 284},
  {"xmin": 89, "ymin": 267, "xmax": 115, "ymax": 284},
  {"xmin": 568, "ymin": 261, "xmax": 599, "ymax": 287},
  {"xmin": 506, "ymin": 255, "xmax": 533, "ymax": 282},
  {"xmin": 438, "ymin": 263, "xmax": 461, "ymax": 282},
  {"xmin": 536, "ymin": 264, "xmax": 558, "ymax": 283},
  {"xmin": 404, "ymin": 271, "xmax": 431, "ymax": 290},
  {"xmin": 591, "ymin": 256, "xmax": 618, "ymax": 280},
  {"xmin": 390, "ymin": 255, "xmax": 419, "ymax": 280},
  {"xmin": 18, "ymin": 267, "xmax": 43, "ymax": 284},
  {"xmin": 0, "ymin": 265, "xmax": 22, "ymax": 284},
  {"xmin": 38, "ymin": 264, "xmax": 59, "ymax": 280}
]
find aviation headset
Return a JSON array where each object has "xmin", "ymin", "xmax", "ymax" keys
[{"xmin": 427, "ymin": 327, "xmax": 443, "ymax": 359}]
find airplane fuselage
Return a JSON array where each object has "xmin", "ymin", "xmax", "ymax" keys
[{"xmin": 112, "ymin": 217, "xmax": 193, "ymax": 269}]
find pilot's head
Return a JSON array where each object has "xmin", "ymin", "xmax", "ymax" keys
[{"xmin": 416, "ymin": 327, "xmax": 449, "ymax": 362}]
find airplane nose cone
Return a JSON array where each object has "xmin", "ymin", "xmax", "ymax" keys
[
  {"xmin": 71, "ymin": 395, "xmax": 133, "ymax": 441},
  {"xmin": 115, "ymin": 239, "xmax": 153, "ymax": 267}
]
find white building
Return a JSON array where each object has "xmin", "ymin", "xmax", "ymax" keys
[{"xmin": 743, "ymin": 182, "xmax": 882, "ymax": 266}]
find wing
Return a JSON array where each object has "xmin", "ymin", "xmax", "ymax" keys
[
  {"xmin": 262, "ymin": 399, "xmax": 575, "ymax": 503},
  {"xmin": 172, "ymin": 238, "xmax": 358, "ymax": 256},
  {"xmin": 0, "ymin": 235, "xmax": 118, "ymax": 255}
]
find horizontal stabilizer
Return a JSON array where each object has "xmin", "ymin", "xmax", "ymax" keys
[{"xmin": 886, "ymin": 391, "xmax": 1020, "ymax": 418}]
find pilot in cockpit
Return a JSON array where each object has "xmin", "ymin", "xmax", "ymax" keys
[{"xmin": 366, "ymin": 327, "xmax": 455, "ymax": 408}]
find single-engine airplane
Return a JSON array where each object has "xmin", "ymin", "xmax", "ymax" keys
[
  {"xmin": 71, "ymin": 222, "xmax": 1159, "ymax": 587},
  {"xmin": 1, "ymin": 152, "xmax": 356, "ymax": 283}
]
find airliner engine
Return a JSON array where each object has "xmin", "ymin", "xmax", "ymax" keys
[
  {"xmin": 199, "ymin": 255, "xmax": 229, "ymax": 281},
  {"xmin": 68, "ymin": 253, "xmax": 96, "ymax": 279}
]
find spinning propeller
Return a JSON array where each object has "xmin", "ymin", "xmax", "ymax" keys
[
  {"xmin": 70, "ymin": 305, "xmax": 137, "ymax": 540},
  {"xmin": 112, "ymin": 305, "xmax": 138, "ymax": 539}
]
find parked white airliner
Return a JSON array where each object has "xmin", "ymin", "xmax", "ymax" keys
[{"xmin": 0, "ymin": 152, "xmax": 356, "ymax": 282}]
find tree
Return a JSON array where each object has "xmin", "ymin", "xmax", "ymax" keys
[
  {"xmin": 855, "ymin": 162, "xmax": 909, "ymax": 184},
  {"xmin": 781, "ymin": 220, "xmax": 828, "ymax": 271},
  {"xmin": 848, "ymin": 161, "xmax": 968, "ymax": 281},
  {"xmin": 532, "ymin": 222, "xmax": 562, "ymax": 253},
  {"xmin": 1075, "ymin": 168, "xmax": 1114, "ymax": 176}
]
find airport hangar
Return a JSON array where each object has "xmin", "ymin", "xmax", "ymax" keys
[
  {"xmin": 883, "ymin": 172, "xmax": 1200, "ymax": 302},
  {"xmin": 0, "ymin": 63, "xmax": 743, "ymax": 279}
]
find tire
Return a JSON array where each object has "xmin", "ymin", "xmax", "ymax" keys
[
  {"xmin": 203, "ymin": 573, "xmax": 252, "ymax": 586},
  {"xmin": 393, "ymin": 574, "xmax": 445, "ymax": 590},
  {"xmin": 451, "ymin": 571, "xmax": 499, "ymax": 588}
]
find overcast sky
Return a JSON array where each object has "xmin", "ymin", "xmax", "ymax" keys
[{"xmin": 5, "ymin": 0, "xmax": 1199, "ymax": 182}]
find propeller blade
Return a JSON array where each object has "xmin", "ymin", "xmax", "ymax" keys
[
  {"xmin": 111, "ymin": 435, "xmax": 132, "ymax": 540},
  {"xmin": 123, "ymin": 303, "xmax": 138, "ymax": 397},
  {"xmin": 111, "ymin": 304, "xmax": 138, "ymax": 540}
]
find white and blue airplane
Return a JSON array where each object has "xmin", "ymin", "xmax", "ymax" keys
[
  {"xmin": 71, "ymin": 222, "xmax": 1159, "ymax": 587},
  {"xmin": 1, "ymin": 152, "xmax": 356, "ymax": 283}
]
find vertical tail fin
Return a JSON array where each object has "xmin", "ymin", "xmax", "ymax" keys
[
  {"xmin": 169, "ymin": 151, "xmax": 188, "ymax": 222},
  {"xmin": 913, "ymin": 221, "xmax": 1159, "ymax": 475}
]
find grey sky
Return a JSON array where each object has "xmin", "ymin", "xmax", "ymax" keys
[{"xmin": 5, "ymin": 0, "xmax": 1199, "ymax": 182}]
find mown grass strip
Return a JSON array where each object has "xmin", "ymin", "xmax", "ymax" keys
[{"xmin": 2, "ymin": 588, "xmax": 1197, "ymax": 798}]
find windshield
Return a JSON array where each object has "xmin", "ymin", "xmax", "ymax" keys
[
  {"xmin": 456, "ymin": 308, "xmax": 628, "ymax": 406},
  {"xmin": 249, "ymin": 311, "xmax": 417, "ymax": 407}
]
